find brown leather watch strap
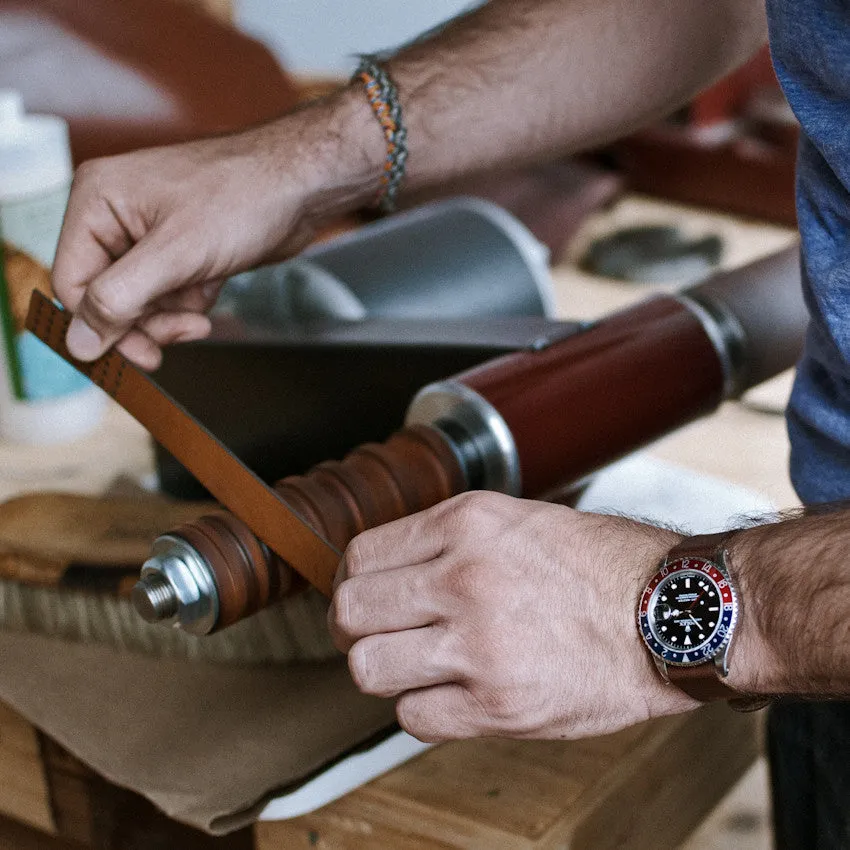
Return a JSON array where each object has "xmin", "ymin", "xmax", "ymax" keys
[
  {"xmin": 667, "ymin": 658, "xmax": 741, "ymax": 701},
  {"xmin": 665, "ymin": 531, "xmax": 731, "ymax": 564},
  {"xmin": 25, "ymin": 291, "xmax": 341, "ymax": 595},
  {"xmin": 668, "ymin": 662, "xmax": 771, "ymax": 712}
]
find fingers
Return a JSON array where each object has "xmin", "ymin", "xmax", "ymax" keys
[
  {"xmin": 348, "ymin": 626, "xmax": 462, "ymax": 699},
  {"xmin": 51, "ymin": 120, "xmax": 323, "ymax": 365},
  {"xmin": 396, "ymin": 684, "xmax": 484, "ymax": 742},
  {"xmin": 154, "ymin": 279, "xmax": 225, "ymax": 314},
  {"xmin": 64, "ymin": 252, "xmax": 220, "ymax": 365},
  {"xmin": 64, "ymin": 228, "xmax": 199, "ymax": 361},
  {"xmin": 115, "ymin": 330, "xmax": 163, "ymax": 372},
  {"xmin": 53, "ymin": 154, "xmax": 229, "ymax": 364},
  {"xmin": 53, "ymin": 169, "xmax": 139, "ymax": 313},
  {"xmin": 140, "ymin": 311, "xmax": 212, "ymax": 345},
  {"xmin": 328, "ymin": 564, "xmax": 445, "ymax": 651},
  {"xmin": 338, "ymin": 502, "xmax": 455, "ymax": 584},
  {"xmin": 112, "ymin": 312, "xmax": 213, "ymax": 372}
]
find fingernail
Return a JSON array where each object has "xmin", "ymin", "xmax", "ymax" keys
[{"xmin": 66, "ymin": 318, "xmax": 102, "ymax": 361}]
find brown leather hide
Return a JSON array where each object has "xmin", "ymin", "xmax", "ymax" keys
[{"xmin": 0, "ymin": 0, "xmax": 301, "ymax": 164}]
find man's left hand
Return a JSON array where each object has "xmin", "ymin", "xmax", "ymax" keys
[{"xmin": 328, "ymin": 491, "xmax": 698, "ymax": 742}]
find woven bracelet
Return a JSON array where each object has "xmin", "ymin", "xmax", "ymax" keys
[{"xmin": 353, "ymin": 55, "xmax": 408, "ymax": 213}]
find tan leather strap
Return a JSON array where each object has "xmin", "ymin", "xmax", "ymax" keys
[
  {"xmin": 25, "ymin": 291, "xmax": 341, "ymax": 595},
  {"xmin": 667, "ymin": 657, "xmax": 742, "ymax": 702},
  {"xmin": 668, "ymin": 663, "xmax": 770, "ymax": 712},
  {"xmin": 664, "ymin": 530, "xmax": 769, "ymax": 711},
  {"xmin": 665, "ymin": 531, "xmax": 732, "ymax": 564}
]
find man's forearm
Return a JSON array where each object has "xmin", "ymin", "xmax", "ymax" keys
[
  {"xmin": 51, "ymin": 0, "xmax": 768, "ymax": 369},
  {"xmin": 302, "ymin": 0, "xmax": 767, "ymax": 211},
  {"xmin": 725, "ymin": 509, "xmax": 850, "ymax": 698},
  {"xmin": 388, "ymin": 0, "xmax": 767, "ymax": 185}
]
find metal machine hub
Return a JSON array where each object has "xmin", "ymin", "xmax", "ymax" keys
[{"xmin": 133, "ymin": 535, "xmax": 219, "ymax": 636}]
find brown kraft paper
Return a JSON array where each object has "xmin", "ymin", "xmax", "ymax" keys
[{"xmin": 0, "ymin": 630, "xmax": 397, "ymax": 834}]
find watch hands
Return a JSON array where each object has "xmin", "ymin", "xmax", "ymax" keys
[{"xmin": 687, "ymin": 589, "xmax": 708, "ymax": 611}]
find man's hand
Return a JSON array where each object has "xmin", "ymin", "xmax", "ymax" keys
[
  {"xmin": 53, "ymin": 91, "xmax": 383, "ymax": 370},
  {"xmin": 328, "ymin": 491, "xmax": 697, "ymax": 743},
  {"xmin": 51, "ymin": 0, "xmax": 764, "ymax": 371}
]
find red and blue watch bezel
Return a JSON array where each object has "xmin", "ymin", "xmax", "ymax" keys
[{"xmin": 638, "ymin": 557, "xmax": 737, "ymax": 667}]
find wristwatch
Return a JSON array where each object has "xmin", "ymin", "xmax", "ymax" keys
[{"xmin": 637, "ymin": 532, "xmax": 768, "ymax": 710}]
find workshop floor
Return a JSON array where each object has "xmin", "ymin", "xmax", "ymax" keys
[{"xmin": 683, "ymin": 758, "xmax": 772, "ymax": 850}]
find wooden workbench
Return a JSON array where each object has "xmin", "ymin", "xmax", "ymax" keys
[{"xmin": 0, "ymin": 197, "xmax": 797, "ymax": 848}]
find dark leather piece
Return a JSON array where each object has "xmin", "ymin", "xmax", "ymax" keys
[{"xmin": 462, "ymin": 296, "xmax": 724, "ymax": 498}]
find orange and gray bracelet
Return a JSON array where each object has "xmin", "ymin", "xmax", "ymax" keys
[{"xmin": 353, "ymin": 55, "xmax": 408, "ymax": 213}]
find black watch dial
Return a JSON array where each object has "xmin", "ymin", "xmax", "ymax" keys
[
  {"xmin": 650, "ymin": 570, "xmax": 721, "ymax": 651},
  {"xmin": 639, "ymin": 557, "xmax": 737, "ymax": 665}
]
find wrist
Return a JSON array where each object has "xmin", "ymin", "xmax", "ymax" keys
[
  {"xmin": 625, "ymin": 525, "xmax": 702, "ymax": 715},
  {"xmin": 722, "ymin": 525, "xmax": 792, "ymax": 697},
  {"xmin": 265, "ymin": 86, "xmax": 388, "ymax": 223}
]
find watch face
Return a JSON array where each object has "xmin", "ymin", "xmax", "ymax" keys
[{"xmin": 638, "ymin": 557, "xmax": 736, "ymax": 666}]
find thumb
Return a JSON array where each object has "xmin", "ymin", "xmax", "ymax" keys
[{"xmin": 65, "ymin": 229, "xmax": 201, "ymax": 361}]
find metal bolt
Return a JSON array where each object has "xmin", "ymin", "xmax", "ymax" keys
[
  {"xmin": 131, "ymin": 535, "xmax": 220, "ymax": 635},
  {"xmin": 132, "ymin": 574, "xmax": 179, "ymax": 623}
]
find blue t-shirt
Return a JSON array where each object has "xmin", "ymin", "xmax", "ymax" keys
[{"xmin": 767, "ymin": 0, "xmax": 850, "ymax": 503}]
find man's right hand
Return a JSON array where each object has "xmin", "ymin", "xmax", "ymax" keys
[{"xmin": 53, "ymin": 90, "xmax": 383, "ymax": 370}]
